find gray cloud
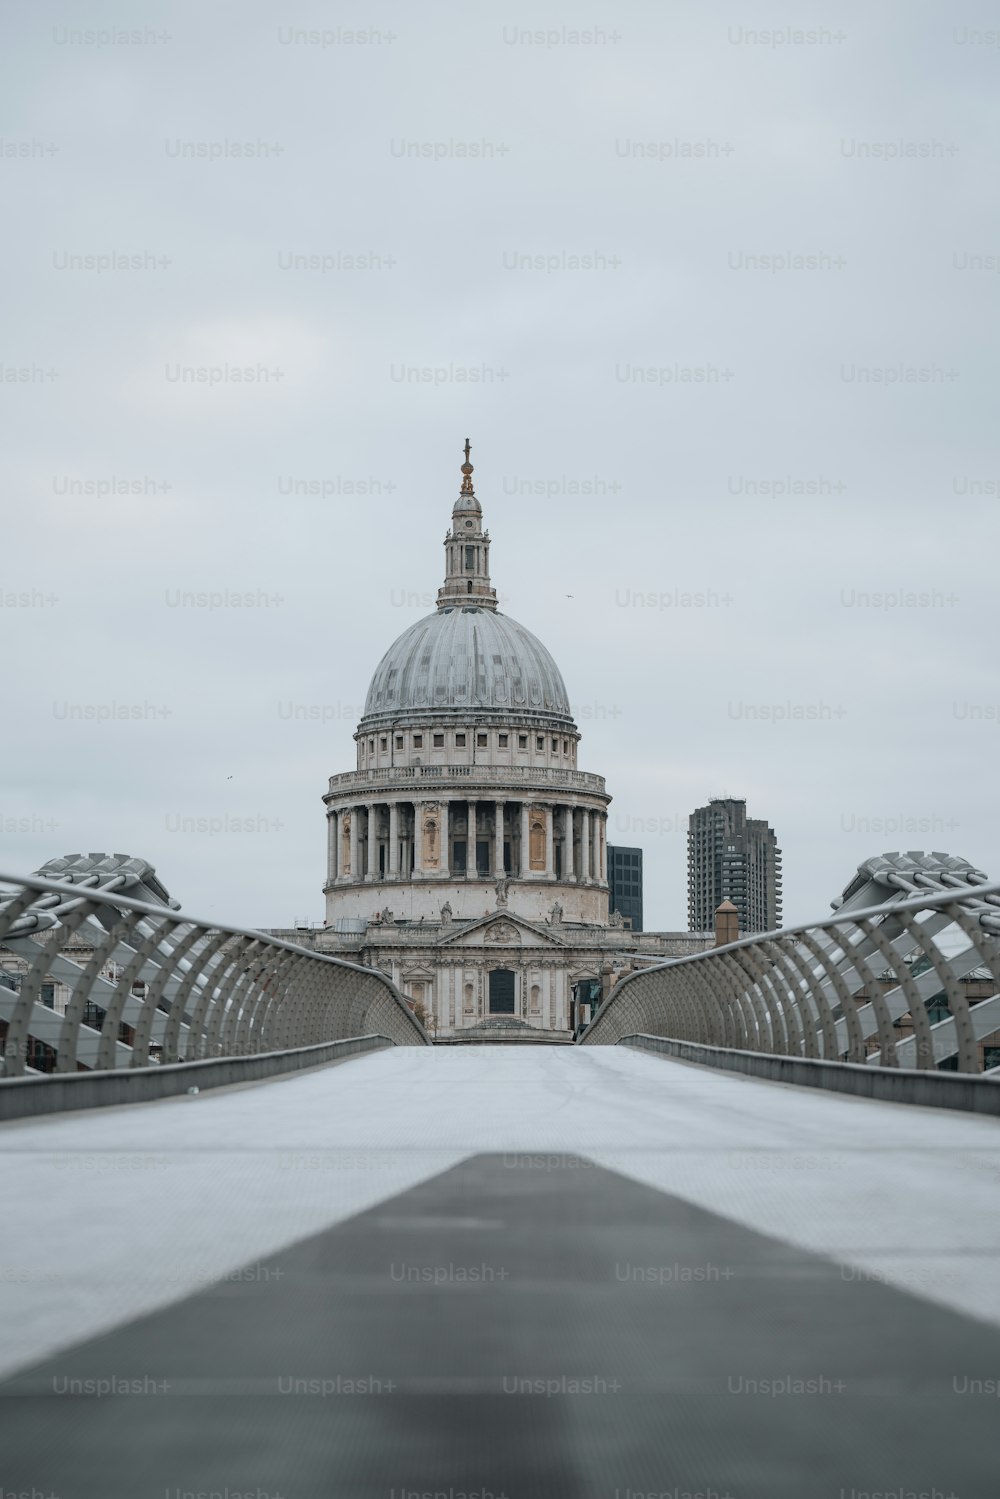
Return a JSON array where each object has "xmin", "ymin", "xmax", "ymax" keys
[{"xmin": 3, "ymin": 0, "xmax": 997, "ymax": 928}]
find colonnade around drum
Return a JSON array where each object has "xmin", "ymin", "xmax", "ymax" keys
[{"xmin": 326, "ymin": 798, "xmax": 607, "ymax": 885}]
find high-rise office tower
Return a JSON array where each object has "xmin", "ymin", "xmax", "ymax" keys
[
  {"xmin": 608, "ymin": 845, "xmax": 643, "ymax": 931},
  {"xmin": 687, "ymin": 799, "xmax": 782, "ymax": 935}
]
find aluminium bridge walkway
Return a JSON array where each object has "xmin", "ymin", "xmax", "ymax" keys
[{"xmin": 2, "ymin": 1044, "xmax": 999, "ymax": 1497}]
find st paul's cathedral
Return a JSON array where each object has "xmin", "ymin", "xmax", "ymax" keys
[{"xmin": 284, "ymin": 443, "xmax": 710, "ymax": 1039}]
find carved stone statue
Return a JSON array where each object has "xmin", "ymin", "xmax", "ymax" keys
[
  {"xmin": 494, "ymin": 874, "xmax": 511, "ymax": 907},
  {"xmin": 549, "ymin": 901, "xmax": 563, "ymax": 926},
  {"xmin": 440, "ymin": 901, "xmax": 453, "ymax": 924},
  {"xmin": 609, "ymin": 908, "xmax": 624, "ymax": 927}
]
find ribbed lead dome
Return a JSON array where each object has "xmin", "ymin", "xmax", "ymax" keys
[{"xmin": 360, "ymin": 607, "xmax": 574, "ymax": 729}]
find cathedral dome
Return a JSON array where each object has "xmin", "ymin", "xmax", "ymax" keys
[
  {"xmin": 360, "ymin": 606, "xmax": 574, "ymax": 730},
  {"xmin": 358, "ymin": 440, "xmax": 576, "ymax": 734},
  {"xmin": 324, "ymin": 442, "xmax": 613, "ymax": 953}
]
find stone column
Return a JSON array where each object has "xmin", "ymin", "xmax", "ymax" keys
[
  {"xmin": 440, "ymin": 799, "xmax": 451, "ymax": 878},
  {"xmin": 412, "ymin": 801, "xmax": 423, "ymax": 874},
  {"xmin": 493, "ymin": 801, "xmax": 505, "ymax": 876},
  {"xmin": 327, "ymin": 810, "xmax": 338, "ymax": 884},
  {"xmin": 365, "ymin": 802, "xmax": 377, "ymax": 880},
  {"xmin": 561, "ymin": 804, "xmax": 573, "ymax": 881},
  {"xmin": 519, "ymin": 802, "xmax": 530, "ymax": 877},
  {"xmin": 388, "ymin": 801, "xmax": 399, "ymax": 877},
  {"xmin": 591, "ymin": 812, "xmax": 601, "ymax": 883},
  {"xmin": 544, "ymin": 805, "xmax": 554, "ymax": 878},
  {"xmin": 598, "ymin": 813, "xmax": 606, "ymax": 881},
  {"xmin": 349, "ymin": 805, "xmax": 360, "ymax": 881},
  {"xmin": 468, "ymin": 799, "xmax": 477, "ymax": 878},
  {"xmin": 581, "ymin": 809, "xmax": 592, "ymax": 880}
]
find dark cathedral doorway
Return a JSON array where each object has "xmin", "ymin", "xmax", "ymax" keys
[{"xmin": 488, "ymin": 968, "xmax": 516, "ymax": 1015}]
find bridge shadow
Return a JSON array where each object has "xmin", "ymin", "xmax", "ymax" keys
[{"xmin": 1, "ymin": 1153, "xmax": 998, "ymax": 1496}]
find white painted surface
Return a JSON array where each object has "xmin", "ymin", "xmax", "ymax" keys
[{"xmin": 2, "ymin": 1046, "xmax": 999, "ymax": 1378}]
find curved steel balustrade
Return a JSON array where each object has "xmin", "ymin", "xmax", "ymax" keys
[
  {"xmin": 0, "ymin": 868, "xmax": 427, "ymax": 1076},
  {"xmin": 580, "ymin": 877, "xmax": 1000, "ymax": 1072}
]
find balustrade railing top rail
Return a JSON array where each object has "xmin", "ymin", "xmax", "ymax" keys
[
  {"xmin": 327, "ymin": 765, "xmax": 607, "ymax": 794},
  {"xmin": 580, "ymin": 878, "xmax": 1000, "ymax": 1074},
  {"xmin": 0, "ymin": 870, "xmax": 427, "ymax": 1077}
]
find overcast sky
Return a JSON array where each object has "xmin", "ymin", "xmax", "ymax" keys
[{"xmin": 3, "ymin": 0, "xmax": 998, "ymax": 931}]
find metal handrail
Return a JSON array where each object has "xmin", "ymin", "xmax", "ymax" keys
[
  {"xmin": 580, "ymin": 878, "xmax": 1000, "ymax": 1073},
  {"xmin": 0, "ymin": 870, "xmax": 428, "ymax": 1077}
]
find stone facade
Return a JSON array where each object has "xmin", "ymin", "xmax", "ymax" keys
[{"xmin": 273, "ymin": 913, "xmax": 712, "ymax": 1039}]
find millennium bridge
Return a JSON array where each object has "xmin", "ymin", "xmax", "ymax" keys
[{"xmin": 2, "ymin": 854, "xmax": 999, "ymax": 1497}]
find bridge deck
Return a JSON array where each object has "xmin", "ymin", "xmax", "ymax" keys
[{"xmin": 2, "ymin": 1046, "xmax": 999, "ymax": 1495}]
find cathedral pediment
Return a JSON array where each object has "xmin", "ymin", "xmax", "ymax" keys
[{"xmin": 438, "ymin": 912, "xmax": 570, "ymax": 949}]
